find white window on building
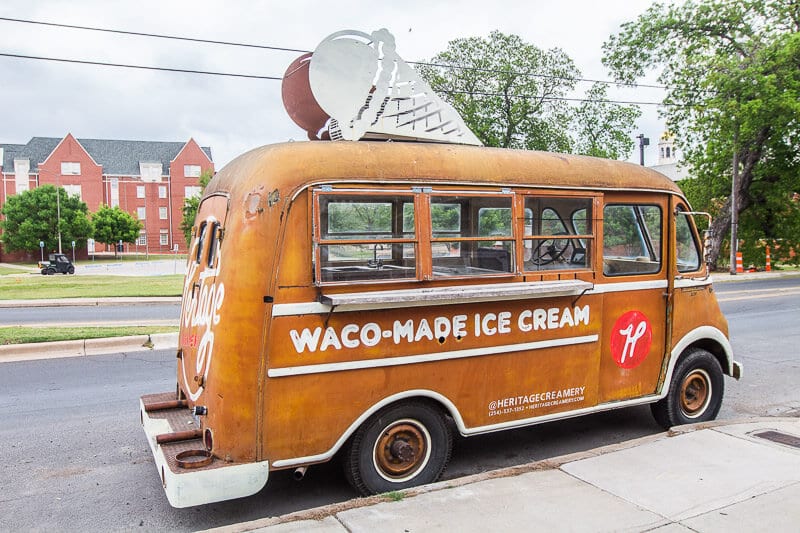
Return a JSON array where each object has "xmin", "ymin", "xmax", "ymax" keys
[
  {"xmin": 185, "ymin": 186, "xmax": 202, "ymax": 199},
  {"xmin": 184, "ymin": 165, "xmax": 201, "ymax": 178},
  {"xmin": 159, "ymin": 207, "xmax": 168, "ymax": 220},
  {"xmin": 137, "ymin": 207, "xmax": 146, "ymax": 220},
  {"xmin": 158, "ymin": 185, "xmax": 167, "ymax": 199},
  {"xmin": 137, "ymin": 231, "xmax": 147, "ymax": 246},
  {"xmin": 14, "ymin": 159, "xmax": 30, "ymax": 193},
  {"xmin": 110, "ymin": 178, "xmax": 120, "ymax": 207},
  {"xmin": 137, "ymin": 185, "xmax": 146, "ymax": 199},
  {"xmin": 61, "ymin": 162, "xmax": 81, "ymax": 175},
  {"xmin": 63, "ymin": 184, "xmax": 82, "ymax": 200},
  {"xmin": 159, "ymin": 230, "xmax": 169, "ymax": 246},
  {"xmin": 140, "ymin": 162, "xmax": 163, "ymax": 183}
]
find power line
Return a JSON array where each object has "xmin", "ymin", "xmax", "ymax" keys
[
  {"xmin": 0, "ymin": 51, "xmax": 686, "ymax": 107},
  {"xmin": 0, "ymin": 52, "xmax": 283, "ymax": 80},
  {"xmin": 0, "ymin": 16, "xmax": 667, "ymax": 91},
  {"xmin": 442, "ymin": 89, "xmax": 688, "ymax": 107},
  {"xmin": 0, "ymin": 16, "xmax": 308, "ymax": 54},
  {"xmin": 410, "ymin": 60, "xmax": 667, "ymax": 90}
]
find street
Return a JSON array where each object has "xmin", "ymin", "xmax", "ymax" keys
[
  {"xmin": 0, "ymin": 301, "xmax": 179, "ymax": 327},
  {"xmin": 0, "ymin": 276, "xmax": 798, "ymax": 531}
]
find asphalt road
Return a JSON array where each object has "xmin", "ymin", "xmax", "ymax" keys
[
  {"xmin": 0, "ymin": 276, "xmax": 798, "ymax": 531},
  {"xmin": 0, "ymin": 301, "xmax": 180, "ymax": 327}
]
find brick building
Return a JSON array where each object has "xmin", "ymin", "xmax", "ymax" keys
[{"xmin": 0, "ymin": 134, "xmax": 213, "ymax": 260}]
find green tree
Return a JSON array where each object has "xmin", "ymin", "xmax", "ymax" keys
[
  {"xmin": 0, "ymin": 185, "xmax": 91, "ymax": 253},
  {"xmin": 571, "ymin": 83, "xmax": 641, "ymax": 159},
  {"xmin": 91, "ymin": 205, "xmax": 143, "ymax": 257},
  {"xmin": 603, "ymin": 0, "xmax": 800, "ymax": 269},
  {"xmin": 417, "ymin": 31, "xmax": 641, "ymax": 156},
  {"xmin": 417, "ymin": 31, "xmax": 578, "ymax": 151},
  {"xmin": 180, "ymin": 169, "xmax": 214, "ymax": 246}
]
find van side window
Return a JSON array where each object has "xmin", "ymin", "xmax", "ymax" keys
[
  {"xmin": 316, "ymin": 194, "xmax": 417, "ymax": 283},
  {"xmin": 603, "ymin": 205, "xmax": 662, "ymax": 275},
  {"xmin": 207, "ymin": 222, "xmax": 220, "ymax": 268},
  {"xmin": 523, "ymin": 197, "xmax": 593, "ymax": 271},
  {"xmin": 430, "ymin": 195, "xmax": 514, "ymax": 277},
  {"xmin": 195, "ymin": 222, "xmax": 207, "ymax": 264},
  {"xmin": 676, "ymin": 209, "xmax": 701, "ymax": 272}
]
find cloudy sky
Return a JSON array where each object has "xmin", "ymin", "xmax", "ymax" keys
[{"xmin": 0, "ymin": 0, "xmax": 670, "ymax": 169}]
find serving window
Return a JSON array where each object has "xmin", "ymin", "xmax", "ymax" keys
[
  {"xmin": 315, "ymin": 192, "xmax": 418, "ymax": 283},
  {"xmin": 522, "ymin": 197, "xmax": 594, "ymax": 272},
  {"xmin": 430, "ymin": 194, "xmax": 514, "ymax": 278},
  {"xmin": 313, "ymin": 188, "xmax": 598, "ymax": 285}
]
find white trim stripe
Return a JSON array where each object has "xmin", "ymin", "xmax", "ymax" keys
[
  {"xmin": 267, "ymin": 334, "xmax": 599, "ymax": 378},
  {"xmin": 585, "ymin": 279, "xmax": 668, "ymax": 294},
  {"xmin": 271, "ymin": 279, "xmax": 669, "ymax": 317}
]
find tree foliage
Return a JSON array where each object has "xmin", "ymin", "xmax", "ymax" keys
[
  {"xmin": 571, "ymin": 83, "xmax": 642, "ymax": 159},
  {"xmin": 603, "ymin": 0, "xmax": 800, "ymax": 269},
  {"xmin": 180, "ymin": 170, "xmax": 214, "ymax": 246},
  {"xmin": 417, "ymin": 31, "xmax": 640, "ymax": 157},
  {"xmin": 91, "ymin": 205, "xmax": 143, "ymax": 254},
  {"xmin": 0, "ymin": 185, "xmax": 91, "ymax": 253}
]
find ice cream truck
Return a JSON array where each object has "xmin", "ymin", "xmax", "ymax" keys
[{"xmin": 140, "ymin": 29, "xmax": 740, "ymax": 507}]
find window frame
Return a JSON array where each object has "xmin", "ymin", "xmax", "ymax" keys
[
  {"xmin": 428, "ymin": 191, "xmax": 516, "ymax": 280},
  {"xmin": 311, "ymin": 187, "xmax": 604, "ymax": 286},
  {"xmin": 313, "ymin": 189, "xmax": 419, "ymax": 285},
  {"xmin": 520, "ymin": 194, "xmax": 596, "ymax": 273}
]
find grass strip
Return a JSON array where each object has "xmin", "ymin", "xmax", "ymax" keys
[
  {"xmin": 0, "ymin": 275, "xmax": 184, "ymax": 299},
  {"xmin": 1, "ymin": 326, "xmax": 178, "ymax": 345}
]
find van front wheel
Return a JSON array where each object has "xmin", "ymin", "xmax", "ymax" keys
[
  {"xmin": 651, "ymin": 348, "xmax": 724, "ymax": 429},
  {"xmin": 344, "ymin": 402, "xmax": 452, "ymax": 496}
]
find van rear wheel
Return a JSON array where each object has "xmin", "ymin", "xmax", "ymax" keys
[
  {"xmin": 651, "ymin": 348, "xmax": 724, "ymax": 429},
  {"xmin": 344, "ymin": 402, "xmax": 452, "ymax": 495}
]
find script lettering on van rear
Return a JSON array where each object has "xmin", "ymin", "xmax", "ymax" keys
[{"xmin": 288, "ymin": 305, "xmax": 590, "ymax": 354}]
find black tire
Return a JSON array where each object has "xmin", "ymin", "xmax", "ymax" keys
[
  {"xmin": 343, "ymin": 401, "xmax": 452, "ymax": 496},
  {"xmin": 651, "ymin": 348, "xmax": 724, "ymax": 429},
  {"xmin": 67, "ymin": 266, "xmax": 75, "ymax": 274},
  {"xmin": 40, "ymin": 269, "xmax": 47, "ymax": 275},
  {"xmin": 46, "ymin": 268, "xmax": 56, "ymax": 275}
]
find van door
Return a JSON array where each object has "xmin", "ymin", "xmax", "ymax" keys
[
  {"xmin": 178, "ymin": 194, "xmax": 229, "ymax": 402},
  {"xmin": 598, "ymin": 196, "xmax": 669, "ymax": 403}
]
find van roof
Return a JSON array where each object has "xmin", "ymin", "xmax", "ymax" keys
[{"xmin": 207, "ymin": 141, "xmax": 683, "ymax": 198}]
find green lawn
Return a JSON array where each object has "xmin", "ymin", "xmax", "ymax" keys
[
  {"xmin": 0, "ymin": 274, "xmax": 184, "ymax": 299},
  {"xmin": 1, "ymin": 326, "xmax": 178, "ymax": 345}
]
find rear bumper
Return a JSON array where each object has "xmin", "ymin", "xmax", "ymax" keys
[{"xmin": 140, "ymin": 394, "xmax": 269, "ymax": 508}]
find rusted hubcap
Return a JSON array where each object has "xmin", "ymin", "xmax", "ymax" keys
[
  {"xmin": 680, "ymin": 369, "xmax": 711, "ymax": 417},
  {"xmin": 374, "ymin": 421, "xmax": 428, "ymax": 479}
]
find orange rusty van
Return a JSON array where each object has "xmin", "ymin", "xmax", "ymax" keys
[{"xmin": 140, "ymin": 141, "xmax": 741, "ymax": 507}]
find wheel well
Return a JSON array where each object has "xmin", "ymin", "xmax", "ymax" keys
[
  {"xmin": 373, "ymin": 396, "xmax": 455, "ymax": 423},
  {"xmin": 336, "ymin": 395, "xmax": 457, "ymax": 461},
  {"xmin": 681, "ymin": 339, "xmax": 730, "ymax": 376}
]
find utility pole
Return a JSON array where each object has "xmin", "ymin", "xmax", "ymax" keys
[
  {"xmin": 636, "ymin": 134, "xmax": 650, "ymax": 166},
  {"xmin": 729, "ymin": 124, "xmax": 739, "ymax": 275}
]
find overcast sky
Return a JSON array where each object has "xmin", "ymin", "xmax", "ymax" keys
[{"xmin": 0, "ymin": 0, "xmax": 670, "ymax": 169}]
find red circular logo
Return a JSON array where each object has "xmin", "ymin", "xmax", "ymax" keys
[{"xmin": 610, "ymin": 311, "xmax": 652, "ymax": 369}]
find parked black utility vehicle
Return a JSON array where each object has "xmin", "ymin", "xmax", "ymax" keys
[{"xmin": 39, "ymin": 253, "xmax": 75, "ymax": 275}]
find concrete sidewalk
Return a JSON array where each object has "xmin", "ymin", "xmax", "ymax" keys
[{"xmin": 207, "ymin": 418, "xmax": 800, "ymax": 533}]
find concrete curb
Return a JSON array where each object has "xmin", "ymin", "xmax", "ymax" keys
[
  {"xmin": 710, "ymin": 270, "xmax": 800, "ymax": 282},
  {"xmin": 0, "ymin": 332, "xmax": 178, "ymax": 363}
]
